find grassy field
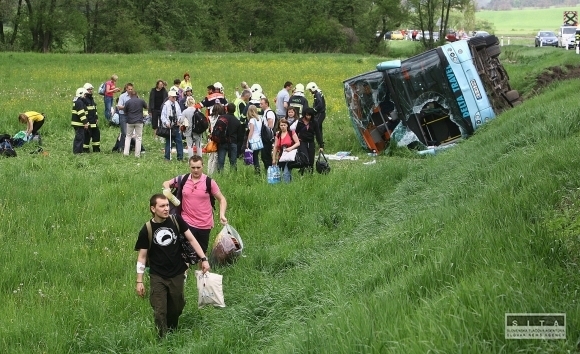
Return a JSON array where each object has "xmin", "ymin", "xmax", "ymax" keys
[
  {"xmin": 2, "ymin": 46, "xmax": 580, "ymax": 353},
  {"xmin": 477, "ymin": 5, "xmax": 580, "ymax": 36}
]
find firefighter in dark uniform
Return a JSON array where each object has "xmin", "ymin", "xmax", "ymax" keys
[
  {"xmin": 306, "ymin": 82, "xmax": 326, "ymax": 140},
  {"xmin": 288, "ymin": 83, "xmax": 309, "ymax": 118},
  {"xmin": 82, "ymin": 83, "xmax": 100, "ymax": 152},
  {"xmin": 72, "ymin": 87, "xmax": 89, "ymax": 154}
]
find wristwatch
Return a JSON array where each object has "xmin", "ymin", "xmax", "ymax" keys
[{"xmin": 200, "ymin": 257, "xmax": 208, "ymax": 262}]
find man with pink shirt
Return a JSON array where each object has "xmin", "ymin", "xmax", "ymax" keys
[{"xmin": 162, "ymin": 155, "xmax": 228, "ymax": 253}]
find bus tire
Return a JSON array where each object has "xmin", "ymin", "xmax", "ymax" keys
[
  {"xmin": 469, "ymin": 37, "xmax": 486, "ymax": 49},
  {"xmin": 486, "ymin": 45, "xmax": 501, "ymax": 58},
  {"xmin": 505, "ymin": 90, "xmax": 520, "ymax": 102}
]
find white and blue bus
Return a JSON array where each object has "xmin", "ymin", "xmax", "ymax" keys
[{"xmin": 343, "ymin": 35, "xmax": 521, "ymax": 152}]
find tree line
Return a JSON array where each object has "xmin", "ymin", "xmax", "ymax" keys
[
  {"xmin": 0, "ymin": 0, "xmax": 479, "ymax": 54},
  {"xmin": 483, "ymin": 0, "xmax": 578, "ymax": 11}
]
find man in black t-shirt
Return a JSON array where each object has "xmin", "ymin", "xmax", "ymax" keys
[{"xmin": 134, "ymin": 194, "xmax": 210, "ymax": 337}]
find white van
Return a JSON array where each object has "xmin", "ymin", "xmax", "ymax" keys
[{"xmin": 559, "ymin": 25, "xmax": 577, "ymax": 48}]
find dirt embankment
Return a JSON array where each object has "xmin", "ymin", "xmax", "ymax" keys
[{"xmin": 534, "ymin": 65, "xmax": 580, "ymax": 91}]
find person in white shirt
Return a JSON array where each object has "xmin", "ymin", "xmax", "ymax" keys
[{"xmin": 160, "ymin": 90, "xmax": 184, "ymax": 161}]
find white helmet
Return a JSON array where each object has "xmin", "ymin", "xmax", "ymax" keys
[
  {"xmin": 83, "ymin": 82, "xmax": 94, "ymax": 90},
  {"xmin": 306, "ymin": 82, "xmax": 318, "ymax": 92},
  {"xmin": 213, "ymin": 82, "xmax": 223, "ymax": 92},
  {"xmin": 76, "ymin": 87, "xmax": 87, "ymax": 97},
  {"xmin": 250, "ymin": 83, "xmax": 263, "ymax": 93},
  {"xmin": 294, "ymin": 83, "xmax": 305, "ymax": 93},
  {"xmin": 251, "ymin": 91, "xmax": 263, "ymax": 102}
]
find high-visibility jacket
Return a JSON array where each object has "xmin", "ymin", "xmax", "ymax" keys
[
  {"xmin": 71, "ymin": 97, "xmax": 88, "ymax": 127},
  {"xmin": 200, "ymin": 92, "xmax": 228, "ymax": 116},
  {"xmin": 233, "ymin": 97, "xmax": 247, "ymax": 120}
]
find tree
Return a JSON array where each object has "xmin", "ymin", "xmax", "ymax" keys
[
  {"xmin": 440, "ymin": 0, "xmax": 473, "ymax": 39},
  {"xmin": 365, "ymin": 0, "xmax": 409, "ymax": 53},
  {"xmin": 408, "ymin": 0, "xmax": 475, "ymax": 49}
]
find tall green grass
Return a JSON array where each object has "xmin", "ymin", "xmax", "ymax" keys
[
  {"xmin": 477, "ymin": 5, "xmax": 580, "ymax": 35},
  {"xmin": 1, "ymin": 49, "xmax": 580, "ymax": 353}
]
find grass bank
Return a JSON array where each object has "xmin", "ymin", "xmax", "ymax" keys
[{"xmin": 1, "ymin": 49, "xmax": 580, "ymax": 352}]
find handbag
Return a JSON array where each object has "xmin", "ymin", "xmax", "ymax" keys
[
  {"xmin": 249, "ymin": 137, "xmax": 263, "ymax": 151},
  {"xmin": 195, "ymin": 270, "xmax": 226, "ymax": 308},
  {"xmin": 205, "ymin": 140, "xmax": 218, "ymax": 153},
  {"xmin": 316, "ymin": 152, "xmax": 331, "ymax": 174},
  {"xmin": 243, "ymin": 148, "xmax": 253, "ymax": 165},
  {"xmin": 289, "ymin": 146, "xmax": 309, "ymax": 169},
  {"xmin": 156, "ymin": 126, "xmax": 171, "ymax": 138},
  {"xmin": 279, "ymin": 149, "xmax": 297, "ymax": 162},
  {"xmin": 180, "ymin": 234, "xmax": 201, "ymax": 266}
]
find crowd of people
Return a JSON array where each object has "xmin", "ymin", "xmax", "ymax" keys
[
  {"xmin": 12, "ymin": 74, "xmax": 329, "ymax": 338},
  {"xmin": 69, "ymin": 73, "xmax": 328, "ymax": 181},
  {"xmin": 59, "ymin": 72, "xmax": 329, "ymax": 338}
]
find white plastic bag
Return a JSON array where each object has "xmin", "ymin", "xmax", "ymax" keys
[
  {"xmin": 195, "ymin": 270, "xmax": 225, "ymax": 308},
  {"xmin": 209, "ymin": 224, "xmax": 244, "ymax": 266}
]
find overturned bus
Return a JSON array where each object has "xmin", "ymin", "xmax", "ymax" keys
[{"xmin": 343, "ymin": 35, "xmax": 521, "ymax": 152}]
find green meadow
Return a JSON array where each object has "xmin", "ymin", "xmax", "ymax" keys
[
  {"xmin": 477, "ymin": 5, "xmax": 580, "ymax": 35},
  {"xmin": 2, "ymin": 44, "xmax": 580, "ymax": 353}
]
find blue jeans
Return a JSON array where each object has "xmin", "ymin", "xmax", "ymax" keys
[
  {"xmin": 279, "ymin": 162, "xmax": 292, "ymax": 182},
  {"xmin": 164, "ymin": 126, "xmax": 183, "ymax": 160},
  {"xmin": 217, "ymin": 142, "xmax": 237, "ymax": 172},
  {"xmin": 104, "ymin": 96, "xmax": 113, "ymax": 122}
]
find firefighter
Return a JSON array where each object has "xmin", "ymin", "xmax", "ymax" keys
[
  {"xmin": 288, "ymin": 83, "xmax": 309, "ymax": 117},
  {"xmin": 82, "ymin": 83, "xmax": 101, "ymax": 152},
  {"xmin": 197, "ymin": 83, "xmax": 228, "ymax": 117},
  {"xmin": 306, "ymin": 82, "xmax": 326, "ymax": 140},
  {"xmin": 72, "ymin": 87, "xmax": 89, "ymax": 154}
]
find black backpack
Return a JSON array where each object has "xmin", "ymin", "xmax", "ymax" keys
[
  {"xmin": 0, "ymin": 134, "xmax": 16, "ymax": 157},
  {"xmin": 261, "ymin": 109, "xmax": 275, "ymax": 143},
  {"xmin": 211, "ymin": 116, "xmax": 229, "ymax": 144},
  {"xmin": 191, "ymin": 110, "xmax": 209, "ymax": 134}
]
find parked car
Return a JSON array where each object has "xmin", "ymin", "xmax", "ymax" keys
[
  {"xmin": 559, "ymin": 26, "xmax": 576, "ymax": 48},
  {"xmin": 446, "ymin": 31, "xmax": 458, "ymax": 42},
  {"xmin": 391, "ymin": 31, "xmax": 405, "ymax": 40},
  {"xmin": 343, "ymin": 34, "xmax": 521, "ymax": 152},
  {"xmin": 473, "ymin": 31, "xmax": 490, "ymax": 37},
  {"xmin": 534, "ymin": 31, "xmax": 558, "ymax": 47},
  {"xmin": 417, "ymin": 31, "xmax": 440, "ymax": 41}
]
